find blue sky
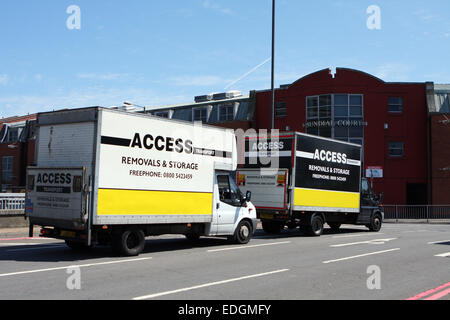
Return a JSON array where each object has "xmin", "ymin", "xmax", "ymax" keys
[{"xmin": 0, "ymin": 0, "xmax": 449, "ymax": 118}]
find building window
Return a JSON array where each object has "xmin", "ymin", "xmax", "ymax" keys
[
  {"xmin": 275, "ymin": 102, "xmax": 287, "ymax": 118},
  {"xmin": 388, "ymin": 142, "xmax": 404, "ymax": 157},
  {"xmin": 218, "ymin": 104, "xmax": 235, "ymax": 122},
  {"xmin": 388, "ymin": 97, "xmax": 403, "ymax": 113},
  {"xmin": 193, "ymin": 107, "xmax": 209, "ymax": 122},
  {"xmin": 154, "ymin": 111, "xmax": 170, "ymax": 119},
  {"xmin": 1, "ymin": 156, "xmax": 14, "ymax": 183},
  {"xmin": 306, "ymin": 94, "xmax": 364, "ymax": 143},
  {"xmin": 6, "ymin": 127, "xmax": 22, "ymax": 143}
]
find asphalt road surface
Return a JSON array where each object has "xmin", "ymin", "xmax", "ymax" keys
[{"xmin": 0, "ymin": 223, "xmax": 449, "ymax": 300}]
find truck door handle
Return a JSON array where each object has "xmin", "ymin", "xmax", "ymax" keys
[{"xmin": 216, "ymin": 203, "xmax": 220, "ymax": 210}]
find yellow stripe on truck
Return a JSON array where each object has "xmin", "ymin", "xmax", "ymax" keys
[
  {"xmin": 97, "ymin": 189, "xmax": 213, "ymax": 216},
  {"xmin": 294, "ymin": 188, "xmax": 360, "ymax": 209}
]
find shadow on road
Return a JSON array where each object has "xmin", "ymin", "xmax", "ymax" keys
[
  {"xmin": 0, "ymin": 226, "xmax": 374, "ymax": 263},
  {"xmin": 432, "ymin": 241, "xmax": 450, "ymax": 246}
]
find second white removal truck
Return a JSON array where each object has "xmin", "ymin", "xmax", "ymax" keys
[{"xmin": 25, "ymin": 107, "xmax": 257, "ymax": 256}]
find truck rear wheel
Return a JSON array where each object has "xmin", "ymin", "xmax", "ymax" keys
[
  {"xmin": 112, "ymin": 228, "xmax": 146, "ymax": 256},
  {"xmin": 304, "ymin": 215, "xmax": 324, "ymax": 237},
  {"xmin": 231, "ymin": 220, "xmax": 253, "ymax": 244}
]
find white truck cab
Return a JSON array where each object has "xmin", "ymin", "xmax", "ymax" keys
[{"xmin": 211, "ymin": 171, "xmax": 257, "ymax": 240}]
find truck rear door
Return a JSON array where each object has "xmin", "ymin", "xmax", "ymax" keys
[
  {"xmin": 236, "ymin": 168, "xmax": 289, "ymax": 213},
  {"xmin": 26, "ymin": 167, "xmax": 88, "ymax": 231}
]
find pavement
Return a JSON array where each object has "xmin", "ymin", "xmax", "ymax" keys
[
  {"xmin": 0, "ymin": 227, "xmax": 35, "ymax": 239},
  {"xmin": 0, "ymin": 223, "xmax": 449, "ymax": 301}
]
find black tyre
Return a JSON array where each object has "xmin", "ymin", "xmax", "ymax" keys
[
  {"xmin": 112, "ymin": 228, "xmax": 145, "ymax": 256},
  {"xmin": 262, "ymin": 220, "xmax": 284, "ymax": 234},
  {"xmin": 367, "ymin": 213, "xmax": 383, "ymax": 232},
  {"xmin": 305, "ymin": 215, "xmax": 324, "ymax": 237},
  {"xmin": 231, "ymin": 220, "xmax": 253, "ymax": 244},
  {"xmin": 328, "ymin": 222, "xmax": 342, "ymax": 232}
]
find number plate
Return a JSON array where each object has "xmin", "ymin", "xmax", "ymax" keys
[{"xmin": 259, "ymin": 213, "xmax": 274, "ymax": 220}]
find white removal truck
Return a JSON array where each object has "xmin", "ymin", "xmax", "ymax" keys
[{"xmin": 26, "ymin": 107, "xmax": 257, "ymax": 256}]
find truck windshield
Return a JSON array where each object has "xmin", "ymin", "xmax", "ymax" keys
[
  {"xmin": 217, "ymin": 175, "xmax": 243, "ymax": 207},
  {"xmin": 362, "ymin": 179, "xmax": 369, "ymax": 193}
]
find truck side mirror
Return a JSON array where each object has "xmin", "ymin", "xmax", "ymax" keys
[{"xmin": 246, "ymin": 191, "xmax": 252, "ymax": 202}]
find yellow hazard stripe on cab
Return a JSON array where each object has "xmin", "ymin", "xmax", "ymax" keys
[
  {"xmin": 97, "ymin": 189, "xmax": 213, "ymax": 216},
  {"xmin": 294, "ymin": 188, "xmax": 360, "ymax": 210}
]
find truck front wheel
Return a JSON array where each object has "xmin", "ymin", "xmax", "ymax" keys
[
  {"xmin": 367, "ymin": 213, "xmax": 383, "ymax": 232},
  {"xmin": 230, "ymin": 220, "xmax": 253, "ymax": 244},
  {"xmin": 112, "ymin": 228, "xmax": 146, "ymax": 256}
]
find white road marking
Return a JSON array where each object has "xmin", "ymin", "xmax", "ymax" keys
[
  {"xmin": 0, "ymin": 257, "xmax": 152, "ymax": 278},
  {"xmin": 331, "ymin": 233, "xmax": 385, "ymax": 239},
  {"xmin": 322, "ymin": 248, "xmax": 401, "ymax": 264},
  {"xmin": 428, "ymin": 240, "xmax": 450, "ymax": 245},
  {"xmin": 330, "ymin": 238, "xmax": 397, "ymax": 248},
  {"xmin": 207, "ymin": 241, "xmax": 291, "ymax": 252},
  {"xmin": 133, "ymin": 268, "xmax": 290, "ymax": 300},
  {"xmin": 435, "ymin": 252, "xmax": 450, "ymax": 258}
]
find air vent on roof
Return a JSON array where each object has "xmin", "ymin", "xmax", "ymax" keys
[
  {"xmin": 195, "ymin": 94, "xmax": 213, "ymax": 103},
  {"xmin": 212, "ymin": 90, "xmax": 242, "ymax": 101}
]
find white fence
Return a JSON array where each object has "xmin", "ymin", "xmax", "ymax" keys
[{"xmin": 0, "ymin": 193, "xmax": 25, "ymax": 214}]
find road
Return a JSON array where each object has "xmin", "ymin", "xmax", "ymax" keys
[{"xmin": 0, "ymin": 223, "xmax": 449, "ymax": 300}]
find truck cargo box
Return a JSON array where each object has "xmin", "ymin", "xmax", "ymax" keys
[
  {"xmin": 239, "ymin": 132, "xmax": 362, "ymax": 213},
  {"xmin": 28, "ymin": 107, "xmax": 237, "ymax": 228}
]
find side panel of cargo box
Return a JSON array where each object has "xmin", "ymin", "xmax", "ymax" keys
[
  {"xmin": 293, "ymin": 133, "xmax": 362, "ymax": 213},
  {"xmin": 93, "ymin": 109, "xmax": 236, "ymax": 226}
]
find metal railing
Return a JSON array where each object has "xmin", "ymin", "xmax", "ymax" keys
[
  {"xmin": 0, "ymin": 194, "xmax": 25, "ymax": 214},
  {"xmin": 383, "ymin": 205, "xmax": 450, "ymax": 223}
]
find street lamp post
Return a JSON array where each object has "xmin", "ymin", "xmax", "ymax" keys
[{"xmin": 271, "ymin": 0, "xmax": 276, "ymax": 130}]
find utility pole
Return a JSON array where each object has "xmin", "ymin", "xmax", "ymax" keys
[{"xmin": 271, "ymin": 0, "xmax": 276, "ymax": 130}]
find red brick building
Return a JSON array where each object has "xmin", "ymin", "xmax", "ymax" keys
[
  {"xmin": 148, "ymin": 68, "xmax": 449, "ymax": 205},
  {"xmin": 0, "ymin": 114, "xmax": 37, "ymax": 192},
  {"xmin": 254, "ymin": 68, "xmax": 429, "ymax": 205},
  {"xmin": 429, "ymin": 113, "xmax": 450, "ymax": 205}
]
